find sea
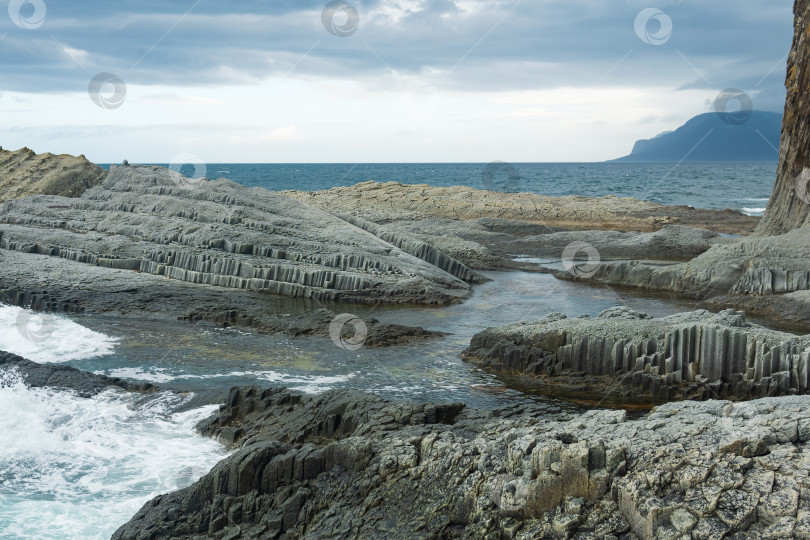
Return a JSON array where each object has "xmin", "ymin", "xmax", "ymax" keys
[
  {"xmin": 100, "ymin": 161, "xmax": 777, "ymax": 216},
  {"xmin": 1, "ymin": 162, "xmax": 777, "ymax": 538}
]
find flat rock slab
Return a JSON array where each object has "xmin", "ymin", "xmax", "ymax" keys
[
  {"xmin": 0, "ymin": 165, "xmax": 475, "ymax": 306},
  {"xmin": 463, "ymin": 306, "xmax": 810, "ymax": 401},
  {"xmin": 285, "ymin": 181, "xmax": 759, "ymax": 235}
]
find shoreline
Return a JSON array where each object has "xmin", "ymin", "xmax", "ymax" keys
[{"xmin": 0, "ymin": 135, "xmax": 806, "ymax": 539}]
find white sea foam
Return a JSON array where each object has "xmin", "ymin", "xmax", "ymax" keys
[
  {"xmin": 227, "ymin": 370, "xmax": 356, "ymax": 393},
  {"xmin": 0, "ymin": 368, "xmax": 227, "ymax": 540},
  {"xmin": 98, "ymin": 367, "xmax": 181, "ymax": 384},
  {"xmin": 741, "ymin": 207, "xmax": 767, "ymax": 216},
  {"xmin": 0, "ymin": 305, "xmax": 117, "ymax": 363},
  {"xmin": 95, "ymin": 367, "xmax": 355, "ymax": 393}
]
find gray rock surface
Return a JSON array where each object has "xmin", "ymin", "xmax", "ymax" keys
[
  {"xmin": 572, "ymin": 226, "xmax": 810, "ymax": 298},
  {"xmin": 378, "ymin": 220, "xmax": 728, "ymax": 271},
  {"xmin": 282, "ymin": 183, "xmax": 753, "ymax": 272},
  {"xmin": 112, "ymin": 385, "xmax": 810, "ymax": 539},
  {"xmin": 462, "ymin": 307, "xmax": 810, "ymax": 401},
  {"xmin": 0, "ymin": 164, "xmax": 475, "ymax": 306},
  {"xmin": 0, "ymin": 350, "xmax": 155, "ymax": 396},
  {"xmin": 0, "ymin": 250, "xmax": 445, "ymax": 347},
  {"xmin": 563, "ymin": 225, "xmax": 810, "ymax": 329}
]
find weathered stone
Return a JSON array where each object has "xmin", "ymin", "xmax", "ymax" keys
[
  {"xmin": 100, "ymin": 380, "xmax": 810, "ymax": 540},
  {"xmin": 0, "ymin": 146, "xmax": 106, "ymax": 203},
  {"xmin": 0, "ymin": 164, "xmax": 475, "ymax": 307},
  {"xmin": 463, "ymin": 308, "xmax": 810, "ymax": 401}
]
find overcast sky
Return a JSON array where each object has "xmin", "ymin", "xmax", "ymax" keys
[{"xmin": 0, "ymin": 0, "xmax": 794, "ymax": 163}]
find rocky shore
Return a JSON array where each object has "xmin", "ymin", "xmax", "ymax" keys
[
  {"xmin": 5, "ymin": 351, "xmax": 810, "ymax": 539},
  {"xmin": 285, "ymin": 183, "xmax": 752, "ymax": 271},
  {"xmin": 110, "ymin": 382, "xmax": 810, "ymax": 539},
  {"xmin": 284, "ymin": 181, "xmax": 758, "ymax": 235},
  {"xmin": 3, "ymin": 2, "xmax": 810, "ymax": 538},
  {"xmin": 0, "ymin": 164, "xmax": 477, "ymax": 306},
  {"xmin": 0, "ymin": 350, "xmax": 155, "ymax": 396},
  {"xmin": 462, "ymin": 307, "xmax": 810, "ymax": 402}
]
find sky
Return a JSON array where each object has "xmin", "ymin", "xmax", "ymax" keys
[{"xmin": 0, "ymin": 0, "xmax": 794, "ymax": 163}]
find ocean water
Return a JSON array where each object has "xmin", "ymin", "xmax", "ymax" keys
[
  {"xmin": 100, "ymin": 162, "xmax": 776, "ymax": 216},
  {"xmin": 0, "ymin": 309, "xmax": 228, "ymax": 540}
]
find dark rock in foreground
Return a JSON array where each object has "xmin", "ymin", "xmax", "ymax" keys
[
  {"xmin": 462, "ymin": 307, "xmax": 810, "ymax": 402},
  {"xmin": 0, "ymin": 350, "xmax": 155, "ymax": 396},
  {"xmin": 113, "ymin": 385, "xmax": 810, "ymax": 539}
]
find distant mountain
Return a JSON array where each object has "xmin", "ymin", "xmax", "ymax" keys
[{"xmin": 612, "ymin": 111, "xmax": 782, "ymax": 162}]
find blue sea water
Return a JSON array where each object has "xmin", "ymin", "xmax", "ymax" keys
[{"xmin": 99, "ymin": 162, "xmax": 777, "ymax": 216}]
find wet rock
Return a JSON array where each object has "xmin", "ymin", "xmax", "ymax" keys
[
  {"xmin": 112, "ymin": 387, "xmax": 810, "ymax": 539},
  {"xmin": 0, "ymin": 350, "xmax": 155, "ymax": 396},
  {"xmin": 463, "ymin": 308, "xmax": 810, "ymax": 401}
]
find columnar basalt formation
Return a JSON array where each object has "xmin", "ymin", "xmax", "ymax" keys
[
  {"xmin": 462, "ymin": 307, "xmax": 810, "ymax": 401},
  {"xmin": 575, "ymin": 226, "xmax": 810, "ymax": 298},
  {"xmin": 0, "ymin": 164, "xmax": 475, "ymax": 305},
  {"xmin": 112, "ymin": 384, "xmax": 810, "ymax": 539}
]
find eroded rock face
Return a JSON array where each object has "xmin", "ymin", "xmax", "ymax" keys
[
  {"xmin": 112, "ymin": 385, "xmax": 810, "ymax": 539},
  {"xmin": 462, "ymin": 307, "xmax": 810, "ymax": 401},
  {"xmin": 0, "ymin": 147, "xmax": 107, "ymax": 202},
  {"xmin": 0, "ymin": 165, "xmax": 475, "ymax": 305},
  {"xmin": 757, "ymin": 0, "xmax": 810, "ymax": 236}
]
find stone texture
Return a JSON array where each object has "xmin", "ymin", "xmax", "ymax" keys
[
  {"xmin": 111, "ymin": 384, "xmax": 810, "ymax": 539},
  {"xmin": 0, "ymin": 252, "xmax": 446, "ymax": 346},
  {"xmin": 284, "ymin": 181, "xmax": 758, "ymax": 235},
  {"xmin": 569, "ymin": 225, "xmax": 810, "ymax": 301},
  {"xmin": 0, "ymin": 164, "xmax": 476, "ymax": 305},
  {"xmin": 0, "ymin": 146, "xmax": 107, "ymax": 202},
  {"xmin": 757, "ymin": 0, "xmax": 810, "ymax": 236},
  {"xmin": 376, "ymin": 219, "xmax": 729, "ymax": 271},
  {"xmin": 0, "ymin": 350, "xmax": 155, "ymax": 396},
  {"xmin": 462, "ymin": 307, "xmax": 810, "ymax": 401}
]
